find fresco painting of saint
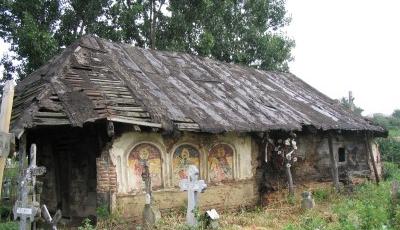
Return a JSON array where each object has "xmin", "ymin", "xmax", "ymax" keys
[
  {"xmin": 128, "ymin": 143, "xmax": 162, "ymax": 191},
  {"xmin": 208, "ymin": 144, "xmax": 234, "ymax": 183},
  {"xmin": 173, "ymin": 145, "xmax": 200, "ymax": 185}
]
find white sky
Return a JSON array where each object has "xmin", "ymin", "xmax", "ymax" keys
[
  {"xmin": 285, "ymin": 0, "xmax": 400, "ymax": 116},
  {"xmin": 1, "ymin": 1, "xmax": 399, "ymax": 115}
]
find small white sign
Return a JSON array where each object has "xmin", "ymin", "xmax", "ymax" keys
[
  {"xmin": 16, "ymin": 207, "xmax": 33, "ymax": 215},
  {"xmin": 206, "ymin": 209, "xmax": 220, "ymax": 220}
]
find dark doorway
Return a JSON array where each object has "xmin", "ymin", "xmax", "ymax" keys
[{"xmin": 338, "ymin": 147, "xmax": 346, "ymax": 162}]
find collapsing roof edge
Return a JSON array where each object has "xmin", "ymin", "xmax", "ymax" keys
[{"xmin": 10, "ymin": 35, "xmax": 386, "ymax": 136}]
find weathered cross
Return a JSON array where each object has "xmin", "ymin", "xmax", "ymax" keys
[
  {"xmin": 13, "ymin": 144, "xmax": 46, "ymax": 230},
  {"xmin": 179, "ymin": 165, "xmax": 207, "ymax": 226},
  {"xmin": 41, "ymin": 205, "xmax": 62, "ymax": 230}
]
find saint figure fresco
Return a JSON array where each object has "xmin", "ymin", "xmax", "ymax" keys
[
  {"xmin": 208, "ymin": 144, "xmax": 234, "ymax": 183},
  {"xmin": 128, "ymin": 143, "xmax": 162, "ymax": 191},
  {"xmin": 173, "ymin": 144, "xmax": 200, "ymax": 186}
]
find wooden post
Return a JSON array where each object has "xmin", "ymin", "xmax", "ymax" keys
[
  {"xmin": 285, "ymin": 165, "xmax": 294, "ymax": 196},
  {"xmin": 0, "ymin": 81, "xmax": 15, "ymax": 197},
  {"xmin": 365, "ymin": 132, "xmax": 380, "ymax": 185},
  {"xmin": 328, "ymin": 132, "xmax": 340, "ymax": 191}
]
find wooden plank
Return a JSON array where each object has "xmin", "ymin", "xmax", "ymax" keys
[
  {"xmin": 49, "ymin": 96, "xmax": 59, "ymax": 100},
  {"xmin": 64, "ymin": 79, "xmax": 84, "ymax": 83},
  {"xmin": 35, "ymin": 112, "xmax": 68, "ymax": 118},
  {"xmin": 105, "ymin": 98, "xmax": 136, "ymax": 104},
  {"xmin": 85, "ymin": 92, "xmax": 102, "ymax": 96},
  {"xmin": 33, "ymin": 118, "xmax": 70, "ymax": 125},
  {"xmin": 99, "ymin": 85, "xmax": 127, "ymax": 90},
  {"xmin": 101, "ymin": 90, "xmax": 131, "ymax": 95},
  {"xmin": 13, "ymin": 96, "xmax": 36, "ymax": 107},
  {"xmin": 105, "ymin": 94, "xmax": 134, "ymax": 99},
  {"xmin": 173, "ymin": 118, "xmax": 195, "ymax": 123},
  {"xmin": 365, "ymin": 133, "xmax": 380, "ymax": 185},
  {"xmin": 108, "ymin": 106, "xmax": 146, "ymax": 112},
  {"xmin": 176, "ymin": 123, "xmax": 200, "ymax": 129},
  {"xmin": 107, "ymin": 116, "xmax": 161, "ymax": 128},
  {"xmin": 120, "ymin": 95, "xmax": 134, "ymax": 99},
  {"xmin": 90, "ymin": 78, "xmax": 122, "ymax": 84},
  {"xmin": 112, "ymin": 111, "xmax": 150, "ymax": 118},
  {"xmin": 328, "ymin": 132, "xmax": 340, "ymax": 191}
]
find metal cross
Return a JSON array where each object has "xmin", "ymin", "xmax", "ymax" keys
[{"xmin": 179, "ymin": 165, "xmax": 207, "ymax": 226}]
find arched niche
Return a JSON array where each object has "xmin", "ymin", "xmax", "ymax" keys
[
  {"xmin": 208, "ymin": 143, "xmax": 234, "ymax": 183},
  {"xmin": 172, "ymin": 144, "xmax": 200, "ymax": 186},
  {"xmin": 127, "ymin": 143, "xmax": 163, "ymax": 191}
]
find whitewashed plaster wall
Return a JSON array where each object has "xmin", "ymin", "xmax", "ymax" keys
[{"xmin": 109, "ymin": 131, "xmax": 254, "ymax": 194}]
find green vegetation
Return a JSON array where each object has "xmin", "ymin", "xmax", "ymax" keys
[
  {"xmin": 372, "ymin": 109, "xmax": 400, "ymax": 163},
  {"xmin": 153, "ymin": 163, "xmax": 400, "ymax": 230},
  {"xmin": 284, "ymin": 162, "xmax": 400, "ymax": 230},
  {"xmin": 0, "ymin": 0, "xmax": 294, "ymax": 82},
  {"xmin": 0, "ymin": 160, "xmax": 19, "ymax": 229},
  {"xmin": 0, "ymin": 221, "xmax": 18, "ymax": 229}
]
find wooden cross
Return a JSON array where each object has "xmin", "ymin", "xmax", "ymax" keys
[
  {"xmin": 41, "ymin": 205, "xmax": 62, "ymax": 230},
  {"xmin": 13, "ymin": 144, "xmax": 46, "ymax": 230},
  {"xmin": 179, "ymin": 165, "xmax": 207, "ymax": 226}
]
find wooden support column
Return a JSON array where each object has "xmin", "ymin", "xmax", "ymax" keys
[
  {"xmin": 328, "ymin": 131, "xmax": 340, "ymax": 191},
  {"xmin": 0, "ymin": 81, "xmax": 15, "ymax": 197},
  {"xmin": 365, "ymin": 132, "xmax": 380, "ymax": 185}
]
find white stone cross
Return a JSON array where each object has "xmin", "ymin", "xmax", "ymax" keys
[{"xmin": 179, "ymin": 165, "xmax": 207, "ymax": 226}]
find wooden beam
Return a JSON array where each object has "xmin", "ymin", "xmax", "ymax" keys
[
  {"xmin": 365, "ymin": 132, "xmax": 380, "ymax": 185},
  {"xmin": 107, "ymin": 116, "xmax": 162, "ymax": 128},
  {"xmin": 0, "ymin": 81, "xmax": 15, "ymax": 197},
  {"xmin": 328, "ymin": 131, "xmax": 340, "ymax": 191}
]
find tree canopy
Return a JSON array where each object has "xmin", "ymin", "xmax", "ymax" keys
[{"xmin": 0, "ymin": 0, "xmax": 294, "ymax": 81}]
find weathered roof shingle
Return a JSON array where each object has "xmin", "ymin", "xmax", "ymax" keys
[{"xmin": 10, "ymin": 35, "xmax": 385, "ymax": 135}]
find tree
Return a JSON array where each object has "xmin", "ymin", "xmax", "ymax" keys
[
  {"xmin": 0, "ymin": 0, "xmax": 294, "ymax": 79},
  {"xmin": 340, "ymin": 97, "xmax": 364, "ymax": 115},
  {"xmin": 392, "ymin": 109, "xmax": 400, "ymax": 119},
  {"xmin": 161, "ymin": 0, "xmax": 294, "ymax": 71}
]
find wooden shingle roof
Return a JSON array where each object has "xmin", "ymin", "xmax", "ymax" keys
[{"xmin": 11, "ymin": 35, "xmax": 386, "ymax": 135}]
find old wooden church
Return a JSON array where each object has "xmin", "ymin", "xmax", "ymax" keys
[{"xmin": 10, "ymin": 35, "xmax": 386, "ymax": 223}]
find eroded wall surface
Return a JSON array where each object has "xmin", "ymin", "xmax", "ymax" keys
[
  {"xmin": 293, "ymin": 133, "xmax": 381, "ymax": 181},
  {"xmin": 107, "ymin": 131, "xmax": 259, "ymax": 220},
  {"xmin": 103, "ymin": 130, "xmax": 381, "ymax": 221}
]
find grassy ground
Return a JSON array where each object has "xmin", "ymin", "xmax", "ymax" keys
[
  {"xmin": 155, "ymin": 163, "xmax": 400, "ymax": 230},
  {"xmin": 2, "ymin": 163, "xmax": 400, "ymax": 230},
  {"xmin": 389, "ymin": 129, "xmax": 400, "ymax": 137}
]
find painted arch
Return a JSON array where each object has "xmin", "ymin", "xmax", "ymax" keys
[
  {"xmin": 172, "ymin": 144, "xmax": 200, "ymax": 186},
  {"xmin": 127, "ymin": 143, "xmax": 162, "ymax": 191},
  {"xmin": 208, "ymin": 143, "xmax": 234, "ymax": 183}
]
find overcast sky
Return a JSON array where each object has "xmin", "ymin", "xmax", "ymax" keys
[
  {"xmin": 285, "ymin": 0, "xmax": 399, "ymax": 116},
  {"xmin": 1, "ymin": 0, "xmax": 399, "ymax": 115}
]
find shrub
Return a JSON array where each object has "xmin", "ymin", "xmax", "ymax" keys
[
  {"xmin": 78, "ymin": 218, "xmax": 96, "ymax": 230},
  {"xmin": 377, "ymin": 138, "xmax": 400, "ymax": 163},
  {"xmin": 383, "ymin": 162, "xmax": 400, "ymax": 180}
]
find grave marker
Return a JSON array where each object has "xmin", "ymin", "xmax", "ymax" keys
[
  {"xmin": 141, "ymin": 163, "xmax": 161, "ymax": 230},
  {"xmin": 179, "ymin": 165, "xmax": 207, "ymax": 226},
  {"xmin": 41, "ymin": 205, "xmax": 62, "ymax": 230},
  {"xmin": 13, "ymin": 144, "xmax": 46, "ymax": 230},
  {"xmin": 301, "ymin": 191, "xmax": 315, "ymax": 210}
]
